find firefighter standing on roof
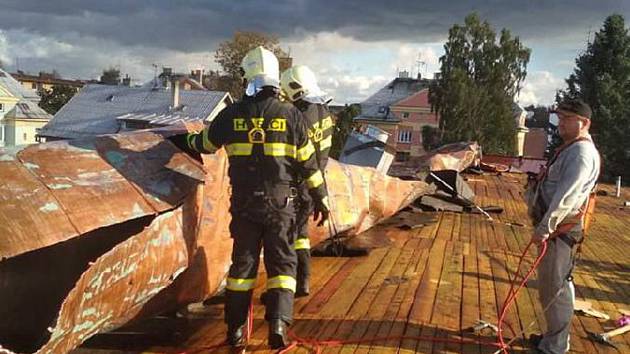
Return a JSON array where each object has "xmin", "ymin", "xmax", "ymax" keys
[
  {"xmin": 280, "ymin": 65, "xmax": 334, "ymax": 297},
  {"xmin": 173, "ymin": 47, "xmax": 329, "ymax": 349},
  {"xmin": 526, "ymin": 99, "xmax": 600, "ymax": 354}
]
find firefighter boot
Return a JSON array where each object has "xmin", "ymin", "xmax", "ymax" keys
[
  {"xmin": 295, "ymin": 273, "xmax": 310, "ymax": 297},
  {"xmin": 268, "ymin": 319, "xmax": 289, "ymax": 349},
  {"xmin": 227, "ymin": 324, "xmax": 246, "ymax": 347}
]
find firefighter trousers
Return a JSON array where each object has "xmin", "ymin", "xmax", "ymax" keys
[
  {"xmin": 295, "ymin": 185, "xmax": 313, "ymax": 287},
  {"xmin": 225, "ymin": 189, "xmax": 298, "ymax": 328}
]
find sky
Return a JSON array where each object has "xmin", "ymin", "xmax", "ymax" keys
[{"xmin": 1, "ymin": 1, "xmax": 629, "ymax": 106}]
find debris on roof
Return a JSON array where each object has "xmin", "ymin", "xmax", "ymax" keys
[
  {"xmin": 0, "ymin": 126, "xmax": 430, "ymax": 354},
  {"xmin": 388, "ymin": 141, "xmax": 481, "ymax": 179}
]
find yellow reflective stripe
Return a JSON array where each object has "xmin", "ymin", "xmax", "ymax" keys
[
  {"xmin": 294, "ymin": 238, "xmax": 311, "ymax": 250},
  {"xmin": 186, "ymin": 134, "xmax": 198, "ymax": 150},
  {"xmin": 297, "ymin": 140, "xmax": 315, "ymax": 162},
  {"xmin": 321, "ymin": 196, "xmax": 330, "ymax": 209},
  {"xmin": 319, "ymin": 135, "xmax": 332, "ymax": 150},
  {"xmin": 202, "ymin": 128, "xmax": 217, "ymax": 152},
  {"xmin": 226, "ymin": 277, "xmax": 256, "ymax": 291},
  {"xmin": 225, "ymin": 143, "xmax": 253, "ymax": 156},
  {"xmin": 267, "ymin": 275, "xmax": 296, "ymax": 292},
  {"xmin": 264, "ymin": 143, "xmax": 297, "ymax": 157},
  {"xmin": 306, "ymin": 170, "xmax": 324, "ymax": 189}
]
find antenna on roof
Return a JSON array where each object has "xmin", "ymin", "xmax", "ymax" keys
[{"xmin": 416, "ymin": 53, "xmax": 426, "ymax": 79}]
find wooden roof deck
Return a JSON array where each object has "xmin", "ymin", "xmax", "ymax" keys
[{"xmin": 75, "ymin": 173, "xmax": 630, "ymax": 354}]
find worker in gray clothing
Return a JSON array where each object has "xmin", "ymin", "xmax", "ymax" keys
[{"xmin": 526, "ymin": 99, "xmax": 600, "ymax": 354}]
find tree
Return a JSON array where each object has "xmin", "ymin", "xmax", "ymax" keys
[
  {"xmin": 429, "ymin": 13, "xmax": 530, "ymax": 154},
  {"xmin": 421, "ymin": 125, "xmax": 442, "ymax": 151},
  {"xmin": 560, "ymin": 14, "xmax": 630, "ymax": 181},
  {"xmin": 211, "ymin": 31, "xmax": 289, "ymax": 98},
  {"xmin": 100, "ymin": 67, "xmax": 120, "ymax": 85},
  {"xmin": 329, "ymin": 104, "xmax": 361, "ymax": 159},
  {"xmin": 38, "ymin": 85, "xmax": 78, "ymax": 114}
]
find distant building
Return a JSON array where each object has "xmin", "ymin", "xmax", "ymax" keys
[
  {"xmin": 10, "ymin": 71, "xmax": 84, "ymax": 94},
  {"xmin": 0, "ymin": 69, "xmax": 52, "ymax": 147},
  {"xmin": 38, "ymin": 81, "xmax": 232, "ymax": 141},
  {"xmin": 354, "ymin": 72, "xmax": 438, "ymax": 162},
  {"xmin": 158, "ymin": 67, "xmax": 207, "ymax": 91}
]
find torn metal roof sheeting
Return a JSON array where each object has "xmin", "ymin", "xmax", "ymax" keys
[
  {"xmin": 0, "ymin": 126, "xmax": 428, "ymax": 354},
  {"xmin": 0, "ymin": 129, "xmax": 205, "ymax": 259}
]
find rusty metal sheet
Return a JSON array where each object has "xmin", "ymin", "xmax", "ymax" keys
[
  {"xmin": 0, "ymin": 154, "xmax": 77, "ymax": 259},
  {"xmin": 1, "ymin": 131, "xmax": 205, "ymax": 259},
  {"xmin": 482, "ymin": 154, "xmax": 547, "ymax": 174},
  {"xmin": 388, "ymin": 141, "xmax": 481, "ymax": 178},
  {"xmin": 36, "ymin": 207, "xmax": 191, "ymax": 354}
]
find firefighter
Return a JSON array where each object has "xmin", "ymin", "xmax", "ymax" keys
[
  {"xmin": 279, "ymin": 65, "xmax": 334, "ymax": 297},
  {"xmin": 171, "ymin": 46, "xmax": 329, "ymax": 349}
]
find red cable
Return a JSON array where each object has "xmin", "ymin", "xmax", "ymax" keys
[{"xmin": 496, "ymin": 240, "xmax": 548, "ymax": 353}]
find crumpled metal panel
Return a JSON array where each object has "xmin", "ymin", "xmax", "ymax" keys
[
  {"xmin": 0, "ymin": 130, "xmax": 205, "ymax": 259},
  {"xmin": 388, "ymin": 141, "xmax": 480, "ymax": 178},
  {"xmin": 0, "ymin": 154, "xmax": 77, "ymax": 259},
  {"xmin": 36, "ymin": 208, "xmax": 190, "ymax": 354},
  {"xmin": 482, "ymin": 154, "xmax": 547, "ymax": 174},
  {"xmin": 0, "ymin": 126, "xmax": 426, "ymax": 354}
]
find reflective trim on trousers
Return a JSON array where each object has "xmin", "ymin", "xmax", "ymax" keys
[
  {"xmin": 267, "ymin": 275, "xmax": 296, "ymax": 292},
  {"xmin": 226, "ymin": 277, "xmax": 257, "ymax": 291}
]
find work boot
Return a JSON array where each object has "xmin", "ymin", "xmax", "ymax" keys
[
  {"xmin": 268, "ymin": 319, "xmax": 289, "ymax": 349},
  {"xmin": 227, "ymin": 324, "xmax": 246, "ymax": 347},
  {"xmin": 295, "ymin": 278, "xmax": 310, "ymax": 298}
]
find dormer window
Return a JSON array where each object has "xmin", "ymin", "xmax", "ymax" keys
[
  {"xmin": 106, "ymin": 94, "xmax": 115, "ymax": 102},
  {"xmin": 378, "ymin": 106, "xmax": 387, "ymax": 113}
]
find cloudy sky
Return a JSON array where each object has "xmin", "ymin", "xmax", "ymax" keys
[{"xmin": 1, "ymin": 1, "xmax": 629, "ymax": 106}]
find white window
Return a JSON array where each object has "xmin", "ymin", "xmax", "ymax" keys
[
  {"xmin": 398, "ymin": 130, "xmax": 412, "ymax": 143},
  {"xmin": 402, "ymin": 112, "xmax": 409, "ymax": 118},
  {"xmin": 0, "ymin": 103, "xmax": 4, "ymax": 112}
]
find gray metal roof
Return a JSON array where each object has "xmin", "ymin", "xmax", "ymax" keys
[
  {"xmin": 5, "ymin": 100, "xmax": 51, "ymax": 120},
  {"xmin": 355, "ymin": 78, "xmax": 429, "ymax": 122},
  {"xmin": 0, "ymin": 68, "xmax": 41, "ymax": 103},
  {"xmin": 38, "ymin": 84, "xmax": 230, "ymax": 139}
]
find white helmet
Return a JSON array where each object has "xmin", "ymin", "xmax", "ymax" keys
[
  {"xmin": 280, "ymin": 65, "xmax": 329, "ymax": 103},
  {"xmin": 241, "ymin": 46, "xmax": 280, "ymax": 96}
]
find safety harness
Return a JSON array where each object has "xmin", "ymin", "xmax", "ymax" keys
[{"xmin": 529, "ymin": 136, "xmax": 599, "ymax": 244}]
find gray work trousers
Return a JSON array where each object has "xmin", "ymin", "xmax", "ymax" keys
[{"xmin": 537, "ymin": 236, "xmax": 576, "ymax": 354}]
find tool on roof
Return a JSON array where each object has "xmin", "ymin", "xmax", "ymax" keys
[{"xmin": 587, "ymin": 324, "xmax": 630, "ymax": 349}]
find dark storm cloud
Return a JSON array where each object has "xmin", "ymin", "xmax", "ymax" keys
[{"xmin": 2, "ymin": 0, "xmax": 629, "ymax": 51}]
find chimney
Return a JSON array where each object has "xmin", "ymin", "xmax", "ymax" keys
[
  {"xmin": 122, "ymin": 74, "xmax": 131, "ymax": 87},
  {"xmin": 172, "ymin": 79, "xmax": 180, "ymax": 109}
]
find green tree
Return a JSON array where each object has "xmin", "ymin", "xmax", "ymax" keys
[
  {"xmin": 429, "ymin": 13, "xmax": 530, "ymax": 154},
  {"xmin": 560, "ymin": 14, "xmax": 630, "ymax": 181},
  {"xmin": 421, "ymin": 125, "xmax": 442, "ymax": 151},
  {"xmin": 38, "ymin": 85, "xmax": 78, "ymax": 114},
  {"xmin": 100, "ymin": 67, "xmax": 120, "ymax": 85},
  {"xmin": 211, "ymin": 31, "xmax": 289, "ymax": 98},
  {"xmin": 329, "ymin": 104, "xmax": 361, "ymax": 159}
]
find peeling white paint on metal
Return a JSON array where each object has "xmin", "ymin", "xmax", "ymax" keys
[
  {"xmin": 48, "ymin": 183, "xmax": 72, "ymax": 190},
  {"xmin": 39, "ymin": 202, "xmax": 60, "ymax": 213},
  {"xmin": 80, "ymin": 307, "xmax": 97, "ymax": 318},
  {"xmin": 23, "ymin": 162, "xmax": 39, "ymax": 169},
  {"xmin": 131, "ymin": 203, "xmax": 145, "ymax": 217}
]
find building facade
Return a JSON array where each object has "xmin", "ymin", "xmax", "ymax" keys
[
  {"xmin": 0, "ymin": 69, "xmax": 52, "ymax": 147},
  {"xmin": 354, "ymin": 74, "xmax": 438, "ymax": 162}
]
